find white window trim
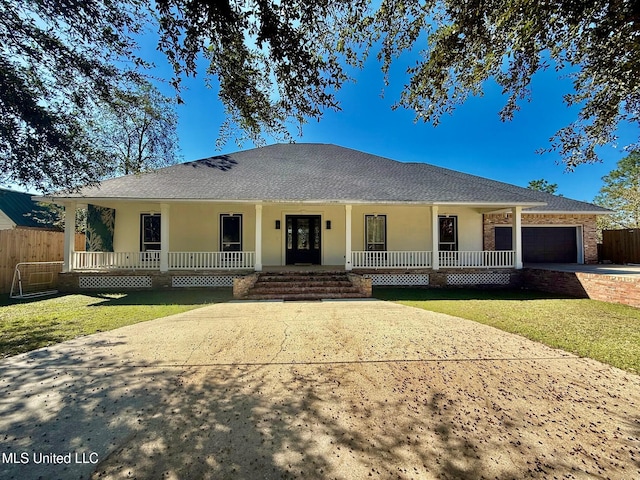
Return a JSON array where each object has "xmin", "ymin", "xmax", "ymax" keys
[
  {"xmin": 438, "ymin": 215, "xmax": 458, "ymax": 251},
  {"xmin": 365, "ymin": 214, "xmax": 387, "ymax": 251},
  {"xmin": 140, "ymin": 213, "xmax": 161, "ymax": 252}
]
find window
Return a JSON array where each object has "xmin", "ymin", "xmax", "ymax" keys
[
  {"xmin": 140, "ymin": 214, "xmax": 161, "ymax": 251},
  {"xmin": 365, "ymin": 215, "xmax": 386, "ymax": 251},
  {"xmin": 438, "ymin": 216, "xmax": 458, "ymax": 251},
  {"xmin": 220, "ymin": 214, "xmax": 242, "ymax": 252}
]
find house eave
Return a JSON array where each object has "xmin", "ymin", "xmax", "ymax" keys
[
  {"xmin": 523, "ymin": 210, "xmax": 613, "ymax": 215},
  {"xmin": 35, "ymin": 196, "xmax": 547, "ymax": 208}
]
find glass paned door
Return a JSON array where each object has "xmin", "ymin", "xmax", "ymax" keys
[{"xmin": 286, "ymin": 215, "xmax": 321, "ymax": 264}]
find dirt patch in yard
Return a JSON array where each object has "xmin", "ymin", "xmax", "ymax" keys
[{"xmin": 1, "ymin": 300, "xmax": 639, "ymax": 479}]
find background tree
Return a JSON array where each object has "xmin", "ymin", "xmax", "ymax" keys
[
  {"xmin": 527, "ymin": 179, "xmax": 559, "ymax": 195},
  {"xmin": 0, "ymin": 0, "xmax": 149, "ymax": 191},
  {"xmin": 25, "ymin": 204, "xmax": 87, "ymax": 233},
  {"xmin": 154, "ymin": 0, "xmax": 356, "ymax": 147},
  {"xmin": 348, "ymin": 0, "xmax": 640, "ymax": 169},
  {"xmin": 594, "ymin": 151, "xmax": 640, "ymax": 230},
  {"xmin": 87, "ymin": 82, "xmax": 181, "ymax": 176},
  {"xmin": 4, "ymin": 0, "xmax": 640, "ymax": 191}
]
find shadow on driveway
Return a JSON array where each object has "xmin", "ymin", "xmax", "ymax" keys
[{"xmin": 0, "ymin": 300, "xmax": 638, "ymax": 479}]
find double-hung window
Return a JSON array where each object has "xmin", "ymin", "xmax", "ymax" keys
[
  {"xmin": 438, "ymin": 216, "xmax": 458, "ymax": 251},
  {"xmin": 220, "ymin": 214, "xmax": 242, "ymax": 252},
  {"xmin": 140, "ymin": 214, "xmax": 161, "ymax": 251},
  {"xmin": 365, "ymin": 215, "xmax": 386, "ymax": 251}
]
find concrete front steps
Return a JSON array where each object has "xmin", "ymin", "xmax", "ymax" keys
[{"xmin": 244, "ymin": 271, "xmax": 370, "ymax": 301}]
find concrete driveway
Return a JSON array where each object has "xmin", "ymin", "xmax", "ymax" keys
[{"xmin": 0, "ymin": 299, "xmax": 639, "ymax": 479}]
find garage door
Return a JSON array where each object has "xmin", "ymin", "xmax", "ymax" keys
[{"xmin": 495, "ymin": 227, "xmax": 578, "ymax": 263}]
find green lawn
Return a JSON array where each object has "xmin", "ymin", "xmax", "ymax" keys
[
  {"xmin": 374, "ymin": 288, "xmax": 640, "ymax": 374},
  {"xmin": 0, "ymin": 289, "xmax": 232, "ymax": 358},
  {"xmin": 3, "ymin": 288, "xmax": 640, "ymax": 375}
]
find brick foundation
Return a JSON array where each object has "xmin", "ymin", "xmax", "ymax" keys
[
  {"xmin": 232, "ymin": 273, "xmax": 259, "ymax": 298},
  {"xmin": 522, "ymin": 268, "xmax": 640, "ymax": 308},
  {"xmin": 483, "ymin": 213, "xmax": 599, "ymax": 264},
  {"xmin": 347, "ymin": 273, "xmax": 372, "ymax": 296}
]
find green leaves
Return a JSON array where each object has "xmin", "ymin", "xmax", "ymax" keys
[
  {"xmin": 155, "ymin": 0, "xmax": 356, "ymax": 147},
  {"xmin": 0, "ymin": 0, "xmax": 149, "ymax": 192},
  {"xmin": 347, "ymin": 0, "xmax": 639, "ymax": 167},
  {"xmin": 594, "ymin": 151, "xmax": 640, "ymax": 229},
  {"xmin": 86, "ymin": 81, "xmax": 181, "ymax": 177},
  {"xmin": 3, "ymin": 0, "xmax": 638, "ymax": 190},
  {"xmin": 527, "ymin": 179, "xmax": 559, "ymax": 194}
]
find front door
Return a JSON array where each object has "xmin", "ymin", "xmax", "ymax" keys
[{"xmin": 286, "ymin": 215, "xmax": 321, "ymax": 265}]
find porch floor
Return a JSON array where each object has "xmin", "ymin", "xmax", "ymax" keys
[{"xmin": 262, "ymin": 265, "xmax": 346, "ymax": 273}]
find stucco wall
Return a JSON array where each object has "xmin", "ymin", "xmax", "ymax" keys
[
  {"xmin": 113, "ymin": 202, "xmax": 257, "ymax": 253},
  {"xmin": 349, "ymin": 205, "xmax": 482, "ymax": 252},
  {"xmin": 113, "ymin": 202, "xmax": 158, "ymax": 252},
  {"xmin": 109, "ymin": 202, "xmax": 491, "ymax": 266},
  {"xmin": 261, "ymin": 204, "xmax": 346, "ymax": 266},
  {"xmin": 483, "ymin": 213, "xmax": 599, "ymax": 264}
]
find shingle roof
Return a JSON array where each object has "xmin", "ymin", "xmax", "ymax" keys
[
  {"xmin": 0, "ymin": 188, "xmax": 59, "ymax": 229},
  {"xmin": 51, "ymin": 143, "xmax": 609, "ymax": 212}
]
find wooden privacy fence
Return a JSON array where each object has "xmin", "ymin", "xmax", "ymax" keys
[
  {"xmin": 0, "ymin": 229, "xmax": 85, "ymax": 294},
  {"xmin": 601, "ymin": 229, "xmax": 640, "ymax": 264}
]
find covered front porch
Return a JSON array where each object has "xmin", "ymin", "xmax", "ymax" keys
[{"xmin": 60, "ymin": 202, "xmax": 525, "ymax": 275}]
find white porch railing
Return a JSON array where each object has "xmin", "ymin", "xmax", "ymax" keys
[
  {"xmin": 439, "ymin": 250, "xmax": 515, "ymax": 268},
  {"xmin": 351, "ymin": 250, "xmax": 515, "ymax": 269},
  {"xmin": 73, "ymin": 250, "xmax": 512, "ymax": 271},
  {"xmin": 73, "ymin": 251, "xmax": 255, "ymax": 270},
  {"xmin": 351, "ymin": 251, "xmax": 433, "ymax": 269},
  {"xmin": 169, "ymin": 251, "xmax": 255, "ymax": 270},
  {"xmin": 73, "ymin": 251, "xmax": 161, "ymax": 270}
]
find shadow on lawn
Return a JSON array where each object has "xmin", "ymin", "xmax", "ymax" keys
[
  {"xmin": 0, "ymin": 292, "xmax": 68, "ymax": 307},
  {"xmin": 89, "ymin": 288, "xmax": 234, "ymax": 306},
  {"xmin": 1, "ymin": 343, "xmax": 637, "ymax": 479},
  {"xmin": 2, "ymin": 289, "xmax": 233, "ymax": 308},
  {"xmin": 373, "ymin": 287, "xmax": 573, "ymax": 302},
  {"xmin": 0, "ymin": 290, "xmax": 232, "ymax": 357}
]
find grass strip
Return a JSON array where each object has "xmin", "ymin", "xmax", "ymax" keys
[{"xmin": 0, "ymin": 289, "xmax": 232, "ymax": 358}]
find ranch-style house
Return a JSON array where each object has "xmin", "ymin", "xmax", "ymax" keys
[{"xmin": 39, "ymin": 143, "xmax": 609, "ymax": 291}]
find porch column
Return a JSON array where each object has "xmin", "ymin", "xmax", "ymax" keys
[
  {"xmin": 255, "ymin": 204, "xmax": 263, "ymax": 271},
  {"xmin": 431, "ymin": 205, "xmax": 439, "ymax": 270},
  {"xmin": 345, "ymin": 204, "xmax": 352, "ymax": 271},
  {"xmin": 160, "ymin": 203, "xmax": 170, "ymax": 272},
  {"xmin": 512, "ymin": 206, "xmax": 523, "ymax": 269},
  {"xmin": 63, "ymin": 202, "xmax": 77, "ymax": 273}
]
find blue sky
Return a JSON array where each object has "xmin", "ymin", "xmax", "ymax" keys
[{"xmin": 146, "ymin": 36, "xmax": 636, "ymax": 204}]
